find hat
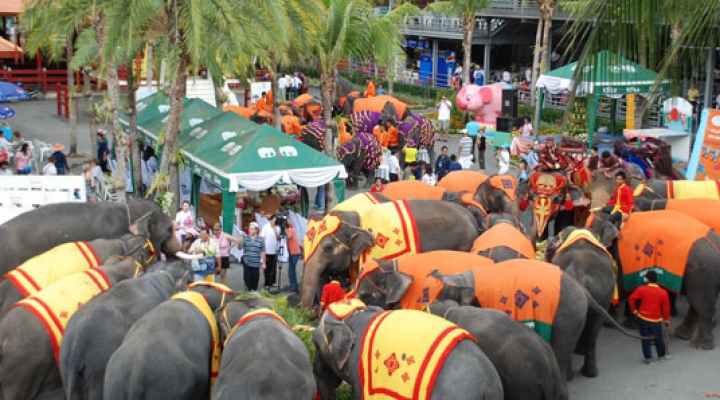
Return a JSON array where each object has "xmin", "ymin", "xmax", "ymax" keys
[
  {"xmin": 97, "ymin": 129, "xmax": 106, "ymax": 136},
  {"xmin": 213, "ymin": 223, "xmax": 222, "ymax": 233},
  {"xmin": 52, "ymin": 143, "xmax": 64, "ymax": 152},
  {"xmin": 460, "ymin": 129, "xmax": 468, "ymax": 134},
  {"xmin": 249, "ymin": 222, "xmax": 259, "ymax": 229},
  {"xmin": 407, "ymin": 139, "xmax": 416, "ymax": 147}
]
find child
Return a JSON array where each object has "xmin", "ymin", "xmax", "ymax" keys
[
  {"xmin": 517, "ymin": 159, "xmax": 529, "ymax": 183},
  {"xmin": 320, "ymin": 273, "xmax": 346, "ymax": 314}
]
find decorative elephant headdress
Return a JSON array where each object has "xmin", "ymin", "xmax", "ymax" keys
[{"xmin": 303, "ymin": 214, "xmax": 344, "ymax": 263}]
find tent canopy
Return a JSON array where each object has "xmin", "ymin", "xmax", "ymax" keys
[
  {"xmin": 536, "ymin": 51, "xmax": 669, "ymax": 96},
  {"xmin": 120, "ymin": 92, "xmax": 347, "ymax": 192},
  {"xmin": 0, "ymin": 37, "xmax": 22, "ymax": 61}
]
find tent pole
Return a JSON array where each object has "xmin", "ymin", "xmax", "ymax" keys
[
  {"xmin": 192, "ymin": 173, "xmax": 201, "ymax": 220},
  {"xmin": 587, "ymin": 93, "xmax": 597, "ymax": 152},
  {"xmin": 610, "ymin": 98, "xmax": 617, "ymax": 135},
  {"xmin": 221, "ymin": 190, "xmax": 236, "ymax": 234},
  {"xmin": 534, "ymin": 89, "xmax": 544, "ymax": 141}
]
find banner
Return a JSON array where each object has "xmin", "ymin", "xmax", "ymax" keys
[
  {"xmin": 686, "ymin": 109, "xmax": 720, "ymax": 180},
  {"xmin": 0, "ymin": 175, "xmax": 86, "ymax": 225}
]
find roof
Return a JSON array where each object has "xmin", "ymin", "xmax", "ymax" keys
[
  {"xmin": 0, "ymin": 0, "xmax": 24, "ymax": 16},
  {"xmin": 0, "ymin": 37, "xmax": 23, "ymax": 60}
]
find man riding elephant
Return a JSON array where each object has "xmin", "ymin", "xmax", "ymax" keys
[{"xmin": 537, "ymin": 137, "xmax": 573, "ymax": 174}]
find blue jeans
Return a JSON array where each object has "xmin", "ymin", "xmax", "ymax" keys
[
  {"xmin": 639, "ymin": 318, "xmax": 666, "ymax": 360},
  {"xmin": 315, "ymin": 185, "xmax": 325, "ymax": 209},
  {"xmin": 287, "ymin": 254, "xmax": 301, "ymax": 291}
]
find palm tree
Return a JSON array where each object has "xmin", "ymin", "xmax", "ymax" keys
[
  {"xmin": 312, "ymin": 0, "xmax": 417, "ymax": 210},
  {"xmin": 530, "ymin": 0, "xmax": 558, "ymax": 104},
  {"xmin": 424, "ymin": 0, "xmax": 492, "ymax": 87}
]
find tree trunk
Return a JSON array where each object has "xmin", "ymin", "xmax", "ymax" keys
[
  {"xmin": 159, "ymin": 54, "xmax": 187, "ymax": 213},
  {"xmin": 462, "ymin": 14, "xmax": 474, "ymax": 86},
  {"xmin": 320, "ymin": 68, "xmax": 338, "ymax": 211},
  {"xmin": 145, "ymin": 44, "xmax": 154, "ymax": 88},
  {"xmin": 128, "ymin": 62, "xmax": 142, "ymax": 197},
  {"xmin": 531, "ymin": 1, "xmax": 545, "ymax": 104},
  {"xmin": 83, "ymin": 66, "xmax": 96, "ymax": 158},
  {"xmin": 66, "ymin": 39, "xmax": 78, "ymax": 155},
  {"xmin": 270, "ymin": 65, "xmax": 282, "ymax": 131},
  {"xmin": 105, "ymin": 64, "xmax": 126, "ymax": 203},
  {"xmin": 540, "ymin": 5, "xmax": 555, "ymax": 78}
]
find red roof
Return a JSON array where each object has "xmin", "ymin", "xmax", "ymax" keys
[
  {"xmin": 0, "ymin": 0, "xmax": 24, "ymax": 17},
  {"xmin": 0, "ymin": 37, "xmax": 23, "ymax": 61}
]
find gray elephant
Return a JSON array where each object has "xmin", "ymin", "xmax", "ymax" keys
[
  {"xmin": 300, "ymin": 199, "xmax": 481, "ymax": 309},
  {"xmin": 103, "ymin": 282, "xmax": 234, "ymax": 400},
  {"xmin": 213, "ymin": 297, "xmax": 314, "ymax": 400},
  {"xmin": 0, "ymin": 257, "xmax": 152, "ymax": 400},
  {"xmin": 587, "ymin": 210, "xmax": 720, "ymax": 349},
  {"xmin": 60, "ymin": 260, "xmax": 193, "ymax": 400},
  {"xmin": 312, "ymin": 300, "xmax": 504, "ymax": 400},
  {"xmin": 544, "ymin": 227, "xmax": 616, "ymax": 378},
  {"xmin": 0, "ymin": 226, "xmax": 158, "ymax": 316},
  {"xmin": 427, "ymin": 301, "xmax": 567, "ymax": 400},
  {"xmin": 632, "ymin": 178, "xmax": 720, "ymax": 200},
  {"xmin": 471, "ymin": 214, "xmax": 535, "ymax": 262},
  {"xmin": 0, "ymin": 200, "xmax": 190, "ymax": 276}
]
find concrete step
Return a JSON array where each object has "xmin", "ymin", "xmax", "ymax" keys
[{"xmin": 186, "ymin": 78, "xmax": 216, "ymax": 107}]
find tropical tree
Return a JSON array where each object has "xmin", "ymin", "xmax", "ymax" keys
[
  {"xmin": 530, "ymin": 0, "xmax": 558, "ymax": 104},
  {"xmin": 425, "ymin": 0, "xmax": 492, "ymax": 87},
  {"xmin": 312, "ymin": 0, "xmax": 418, "ymax": 210}
]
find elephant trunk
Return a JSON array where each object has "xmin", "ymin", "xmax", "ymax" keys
[
  {"xmin": 300, "ymin": 258, "xmax": 325, "ymax": 309},
  {"xmin": 455, "ymin": 86, "xmax": 469, "ymax": 111}
]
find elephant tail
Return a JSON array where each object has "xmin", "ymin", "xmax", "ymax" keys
[{"xmin": 570, "ymin": 276, "xmax": 655, "ymax": 341}]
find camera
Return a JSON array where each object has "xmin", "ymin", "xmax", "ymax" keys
[{"xmin": 273, "ymin": 211, "xmax": 290, "ymax": 235}]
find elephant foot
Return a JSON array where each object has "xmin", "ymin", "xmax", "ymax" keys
[
  {"xmin": 690, "ymin": 339, "xmax": 715, "ymax": 350},
  {"xmin": 566, "ymin": 368, "xmax": 575, "ymax": 382},
  {"xmin": 671, "ymin": 306, "xmax": 678, "ymax": 317},
  {"xmin": 580, "ymin": 363, "xmax": 599, "ymax": 378},
  {"xmin": 622, "ymin": 317, "xmax": 639, "ymax": 330},
  {"xmin": 574, "ymin": 342, "xmax": 588, "ymax": 355},
  {"xmin": 675, "ymin": 326, "xmax": 693, "ymax": 340}
]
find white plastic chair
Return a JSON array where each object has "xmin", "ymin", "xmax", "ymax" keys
[{"xmin": 34, "ymin": 140, "xmax": 53, "ymax": 163}]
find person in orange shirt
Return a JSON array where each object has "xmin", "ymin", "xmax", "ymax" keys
[
  {"xmin": 254, "ymin": 92, "xmax": 272, "ymax": 113},
  {"xmin": 386, "ymin": 122, "xmax": 400, "ymax": 151},
  {"xmin": 372, "ymin": 123, "xmax": 389, "ymax": 148},
  {"xmin": 364, "ymin": 77, "xmax": 376, "ymax": 98},
  {"xmin": 338, "ymin": 118, "xmax": 353, "ymax": 145}
]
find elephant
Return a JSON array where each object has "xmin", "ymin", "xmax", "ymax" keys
[
  {"xmin": 634, "ymin": 197, "xmax": 720, "ymax": 232},
  {"xmin": 213, "ymin": 297, "xmax": 314, "ymax": 400},
  {"xmin": 471, "ymin": 219, "xmax": 535, "ymax": 262},
  {"xmin": 398, "ymin": 114, "xmax": 436, "ymax": 164},
  {"xmin": 312, "ymin": 300, "xmax": 504, "ymax": 400},
  {"xmin": 0, "ymin": 256, "xmax": 153, "ymax": 400},
  {"xmin": 59, "ymin": 261, "xmax": 193, "ymax": 400},
  {"xmin": 337, "ymin": 136, "xmax": 371, "ymax": 189},
  {"xmin": 427, "ymin": 301, "xmax": 567, "ymax": 400},
  {"xmin": 437, "ymin": 171, "xmax": 519, "ymax": 215},
  {"xmin": 544, "ymin": 227, "xmax": 617, "ymax": 377},
  {"xmin": 517, "ymin": 172, "xmax": 584, "ymax": 242},
  {"xmin": 300, "ymin": 199, "xmax": 481, "ymax": 308},
  {"xmin": 633, "ymin": 178, "xmax": 720, "ymax": 200},
  {"xmin": 455, "ymin": 83, "xmax": 505, "ymax": 125},
  {"xmin": 0, "ymin": 224, "xmax": 158, "ymax": 316},
  {"xmin": 351, "ymin": 251, "xmax": 495, "ymax": 310},
  {"xmin": 587, "ymin": 210, "xmax": 720, "ymax": 350},
  {"xmin": 103, "ymin": 282, "xmax": 234, "ymax": 400},
  {"xmin": 0, "ymin": 199, "xmax": 188, "ymax": 276}
]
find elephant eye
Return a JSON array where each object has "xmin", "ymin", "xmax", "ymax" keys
[{"xmin": 322, "ymin": 243, "xmax": 334, "ymax": 253}]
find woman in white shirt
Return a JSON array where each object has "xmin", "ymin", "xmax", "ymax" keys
[
  {"xmin": 496, "ymin": 145, "xmax": 510, "ymax": 175},
  {"xmin": 175, "ymin": 200, "xmax": 195, "ymax": 244},
  {"xmin": 421, "ymin": 165, "xmax": 437, "ymax": 186}
]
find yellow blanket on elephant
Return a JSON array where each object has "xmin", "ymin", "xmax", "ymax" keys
[
  {"xmin": 666, "ymin": 199, "xmax": 720, "ymax": 233},
  {"xmin": 13, "ymin": 269, "xmax": 111, "ymax": 363},
  {"xmin": 359, "ymin": 310, "xmax": 475, "ymax": 400},
  {"xmin": 618, "ymin": 211, "xmax": 710, "ymax": 294},
  {"xmin": 354, "ymin": 252, "xmax": 494, "ymax": 310},
  {"xmin": 667, "ymin": 180, "xmax": 720, "ymax": 200},
  {"xmin": 553, "ymin": 229, "xmax": 612, "ymax": 260},
  {"xmin": 332, "ymin": 192, "xmax": 384, "ymax": 213},
  {"xmin": 471, "ymin": 223, "xmax": 535, "ymax": 260},
  {"xmin": 473, "ymin": 260, "xmax": 562, "ymax": 343},
  {"xmin": 326, "ymin": 298, "xmax": 368, "ymax": 320},
  {"xmin": 171, "ymin": 291, "xmax": 222, "ymax": 392},
  {"xmin": 5, "ymin": 241, "xmax": 101, "ymax": 297},
  {"xmin": 358, "ymin": 200, "xmax": 421, "ymax": 265},
  {"xmin": 304, "ymin": 214, "xmax": 343, "ymax": 263}
]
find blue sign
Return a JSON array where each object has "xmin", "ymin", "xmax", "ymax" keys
[{"xmin": 408, "ymin": 40, "xmax": 417, "ymax": 49}]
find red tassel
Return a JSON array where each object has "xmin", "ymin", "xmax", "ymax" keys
[
  {"xmin": 519, "ymin": 198, "xmax": 528, "ymax": 211},
  {"xmin": 564, "ymin": 196, "xmax": 574, "ymax": 211}
]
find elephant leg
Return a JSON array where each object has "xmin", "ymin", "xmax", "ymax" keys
[
  {"xmin": 669, "ymin": 292, "xmax": 679, "ymax": 317},
  {"xmin": 579, "ymin": 310, "xmax": 605, "ymax": 377},
  {"xmin": 675, "ymin": 305, "xmax": 698, "ymax": 340},
  {"xmin": 0, "ymin": 328, "xmax": 61, "ymax": 400},
  {"xmin": 685, "ymin": 286, "xmax": 717, "ymax": 349}
]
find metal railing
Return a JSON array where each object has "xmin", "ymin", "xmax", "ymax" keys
[
  {"xmin": 402, "ymin": 16, "xmax": 505, "ymax": 36},
  {"xmin": 543, "ymin": 93, "xmax": 663, "ymax": 128}
]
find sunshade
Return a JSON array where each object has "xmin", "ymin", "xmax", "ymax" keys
[
  {"xmin": 139, "ymin": 98, "xmax": 222, "ymax": 144},
  {"xmin": 178, "ymin": 110, "xmax": 258, "ymax": 155},
  {"xmin": 185, "ymin": 119, "xmax": 347, "ymax": 191},
  {"xmin": 0, "ymin": 37, "xmax": 22, "ymax": 61},
  {"xmin": 133, "ymin": 91, "xmax": 171, "ymax": 125},
  {"xmin": 0, "ymin": 103, "xmax": 15, "ymax": 120},
  {"xmin": 0, "ymin": 82, "xmax": 28, "ymax": 102},
  {"xmin": 353, "ymin": 95, "xmax": 409, "ymax": 120},
  {"xmin": 536, "ymin": 51, "xmax": 669, "ymax": 96}
]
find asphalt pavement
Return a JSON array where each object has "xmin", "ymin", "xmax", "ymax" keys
[{"xmin": 6, "ymin": 98, "xmax": 720, "ymax": 399}]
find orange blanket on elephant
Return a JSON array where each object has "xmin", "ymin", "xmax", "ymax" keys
[
  {"xmin": 5, "ymin": 241, "xmax": 101, "ymax": 298},
  {"xmin": 471, "ymin": 223, "xmax": 535, "ymax": 260},
  {"xmin": 472, "ymin": 260, "xmax": 562, "ymax": 342},
  {"xmin": 354, "ymin": 251, "xmax": 494, "ymax": 310},
  {"xmin": 382, "ymin": 181, "xmax": 446, "ymax": 201},
  {"xmin": 666, "ymin": 199, "xmax": 720, "ymax": 233},
  {"xmin": 667, "ymin": 180, "xmax": 720, "ymax": 200},
  {"xmin": 13, "ymin": 269, "xmax": 111, "ymax": 363},
  {"xmin": 618, "ymin": 210, "xmax": 710, "ymax": 293},
  {"xmin": 359, "ymin": 310, "xmax": 474, "ymax": 400},
  {"xmin": 437, "ymin": 170, "xmax": 488, "ymax": 193}
]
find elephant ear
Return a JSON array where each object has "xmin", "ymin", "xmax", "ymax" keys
[
  {"xmin": 384, "ymin": 270, "xmax": 413, "ymax": 306},
  {"xmin": 129, "ymin": 211, "xmax": 154, "ymax": 238},
  {"xmin": 567, "ymin": 185, "xmax": 584, "ymax": 201},
  {"xmin": 349, "ymin": 229, "xmax": 375, "ymax": 263},
  {"xmin": 320, "ymin": 314, "xmax": 356, "ymax": 373},
  {"xmin": 429, "ymin": 270, "xmax": 476, "ymax": 306},
  {"xmin": 479, "ymin": 87, "xmax": 494, "ymax": 103}
]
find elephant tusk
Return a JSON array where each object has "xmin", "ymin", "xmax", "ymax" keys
[
  {"xmin": 293, "ymin": 325, "xmax": 316, "ymax": 332},
  {"xmin": 174, "ymin": 251, "xmax": 204, "ymax": 260}
]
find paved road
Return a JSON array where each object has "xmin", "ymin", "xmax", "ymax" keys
[{"xmin": 7, "ymin": 98, "xmax": 720, "ymax": 399}]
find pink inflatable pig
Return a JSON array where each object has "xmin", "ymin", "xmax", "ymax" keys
[{"xmin": 455, "ymin": 83, "xmax": 505, "ymax": 125}]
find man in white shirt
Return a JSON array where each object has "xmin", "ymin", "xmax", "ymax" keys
[
  {"xmin": 496, "ymin": 144, "xmax": 510, "ymax": 175},
  {"xmin": 260, "ymin": 214, "xmax": 281, "ymax": 290},
  {"xmin": 525, "ymin": 65, "xmax": 532, "ymax": 84},
  {"xmin": 43, "ymin": 156, "xmax": 57, "ymax": 175},
  {"xmin": 278, "ymin": 75, "xmax": 288, "ymax": 101},
  {"xmin": 388, "ymin": 149, "xmax": 401, "ymax": 182},
  {"xmin": 437, "ymin": 95, "xmax": 452, "ymax": 142},
  {"xmin": 290, "ymin": 73, "xmax": 301, "ymax": 100}
]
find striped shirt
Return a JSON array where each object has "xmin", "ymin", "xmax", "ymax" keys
[{"xmin": 241, "ymin": 235, "xmax": 265, "ymax": 267}]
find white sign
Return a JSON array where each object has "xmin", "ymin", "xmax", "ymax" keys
[
  {"xmin": 250, "ymin": 82, "xmax": 272, "ymax": 105},
  {"xmin": 0, "ymin": 176, "xmax": 86, "ymax": 225}
]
